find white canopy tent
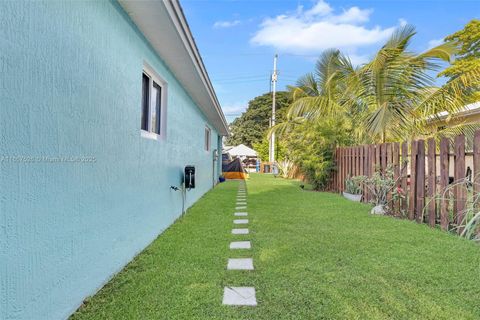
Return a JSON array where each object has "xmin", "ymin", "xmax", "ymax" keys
[{"xmin": 227, "ymin": 144, "xmax": 257, "ymax": 159}]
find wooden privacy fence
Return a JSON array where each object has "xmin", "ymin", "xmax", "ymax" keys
[{"xmin": 330, "ymin": 131, "xmax": 480, "ymax": 233}]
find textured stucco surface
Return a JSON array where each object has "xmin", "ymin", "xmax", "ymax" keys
[{"xmin": 0, "ymin": 1, "xmax": 222, "ymax": 319}]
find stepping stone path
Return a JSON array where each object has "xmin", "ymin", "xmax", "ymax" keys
[
  {"xmin": 232, "ymin": 228, "xmax": 249, "ymax": 235},
  {"xmin": 227, "ymin": 258, "xmax": 254, "ymax": 270},
  {"xmin": 223, "ymin": 287, "xmax": 257, "ymax": 306},
  {"xmin": 234, "ymin": 212, "xmax": 248, "ymax": 216},
  {"xmin": 230, "ymin": 241, "xmax": 251, "ymax": 249},
  {"xmin": 223, "ymin": 181, "xmax": 257, "ymax": 306}
]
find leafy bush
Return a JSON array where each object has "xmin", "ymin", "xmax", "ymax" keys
[
  {"xmin": 345, "ymin": 176, "xmax": 363, "ymax": 195},
  {"xmin": 361, "ymin": 166, "xmax": 405, "ymax": 213},
  {"xmin": 281, "ymin": 117, "xmax": 354, "ymax": 190}
]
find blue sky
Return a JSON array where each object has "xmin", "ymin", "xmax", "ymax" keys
[{"xmin": 181, "ymin": 0, "xmax": 479, "ymax": 123}]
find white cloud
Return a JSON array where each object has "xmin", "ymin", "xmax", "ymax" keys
[
  {"xmin": 222, "ymin": 102, "xmax": 247, "ymax": 116},
  {"xmin": 398, "ymin": 18, "xmax": 408, "ymax": 27},
  {"xmin": 427, "ymin": 38, "xmax": 444, "ymax": 49},
  {"xmin": 251, "ymin": 0, "xmax": 396, "ymax": 54},
  {"xmin": 305, "ymin": 0, "xmax": 332, "ymax": 17},
  {"xmin": 329, "ymin": 7, "xmax": 373, "ymax": 24},
  {"xmin": 213, "ymin": 20, "xmax": 241, "ymax": 28}
]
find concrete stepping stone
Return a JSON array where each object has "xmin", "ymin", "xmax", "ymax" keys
[
  {"xmin": 236, "ymin": 206, "xmax": 247, "ymax": 210},
  {"xmin": 232, "ymin": 228, "xmax": 249, "ymax": 234},
  {"xmin": 234, "ymin": 219, "xmax": 248, "ymax": 224},
  {"xmin": 227, "ymin": 258, "xmax": 254, "ymax": 270},
  {"xmin": 234, "ymin": 212, "xmax": 248, "ymax": 216},
  {"xmin": 223, "ymin": 287, "xmax": 256, "ymax": 306},
  {"xmin": 230, "ymin": 241, "xmax": 251, "ymax": 249},
  {"xmin": 236, "ymin": 201, "xmax": 247, "ymax": 205}
]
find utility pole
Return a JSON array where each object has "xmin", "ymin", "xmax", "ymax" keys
[{"xmin": 269, "ymin": 54, "xmax": 278, "ymax": 164}]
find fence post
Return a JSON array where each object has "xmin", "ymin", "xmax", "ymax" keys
[
  {"xmin": 359, "ymin": 145, "xmax": 364, "ymax": 178},
  {"xmin": 393, "ymin": 142, "xmax": 400, "ymax": 216},
  {"xmin": 359, "ymin": 146, "xmax": 364, "ymax": 202},
  {"xmin": 427, "ymin": 138, "xmax": 436, "ymax": 227},
  {"xmin": 339, "ymin": 147, "xmax": 343, "ymax": 191},
  {"xmin": 370, "ymin": 144, "xmax": 376, "ymax": 202},
  {"xmin": 440, "ymin": 138, "xmax": 450, "ymax": 230},
  {"xmin": 381, "ymin": 143, "xmax": 387, "ymax": 173},
  {"xmin": 364, "ymin": 145, "xmax": 370, "ymax": 202},
  {"xmin": 385, "ymin": 143, "xmax": 392, "ymax": 210},
  {"xmin": 401, "ymin": 141, "xmax": 408, "ymax": 216},
  {"xmin": 408, "ymin": 140, "xmax": 418, "ymax": 220},
  {"xmin": 416, "ymin": 140, "xmax": 425, "ymax": 223},
  {"xmin": 352, "ymin": 147, "xmax": 358, "ymax": 177},
  {"xmin": 348, "ymin": 147, "xmax": 352, "ymax": 178},
  {"xmin": 454, "ymin": 134, "xmax": 466, "ymax": 234},
  {"xmin": 356, "ymin": 146, "xmax": 360, "ymax": 176},
  {"xmin": 473, "ymin": 130, "xmax": 480, "ymax": 210},
  {"xmin": 337, "ymin": 148, "xmax": 341, "ymax": 192},
  {"xmin": 343, "ymin": 147, "xmax": 347, "ymax": 191}
]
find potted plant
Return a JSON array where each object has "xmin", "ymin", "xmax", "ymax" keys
[{"xmin": 343, "ymin": 176, "xmax": 363, "ymax": 202}]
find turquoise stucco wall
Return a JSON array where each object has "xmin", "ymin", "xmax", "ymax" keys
[{"xmin": 0, "ymin": 1, "xmax": 222, "ymax": 319}]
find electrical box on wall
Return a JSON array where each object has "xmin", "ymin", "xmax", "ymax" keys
[{"xmin": 184, "ymin": 165, "xmax": 195, "ymax": 189}]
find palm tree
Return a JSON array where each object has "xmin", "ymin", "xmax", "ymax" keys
[
  {"xmin": 273, "ymin": 49, "xmax": 358, "ymax": 139},
  {"xmin": 281, "ymin": 25, "xmax": 479, "ymax": 143},
  {"xmin": 352, "ymin": 25, "xmax": 457, "ymax": 142},
  {"xmin": 286, "ymin": 49, "xmax": 355, "ymax": 120}
]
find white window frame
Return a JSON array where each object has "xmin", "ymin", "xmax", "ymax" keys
[
  {"xmin": 141, "ymin": 62, "xmax": 168, "ymax": 140},
  {"xmin": 205, "ymin": 126, "xmax": 211, "ymax": 152}
]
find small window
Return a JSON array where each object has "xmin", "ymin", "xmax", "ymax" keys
[
  {"xmin": 141, "ymin": 73, "xmax": 150, "ymax": 131},
  {"xmin": 205, "ymin": 126, "xmax": 211, "ymax": 151},
  {"xmin": 151, "ymin": 82, "xmax": 162, "ymax": 134},
  {"xmin": 141, "ymin": 64, "xmax": 167, "ymax": 139}
]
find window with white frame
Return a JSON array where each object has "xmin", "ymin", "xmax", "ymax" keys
[
  {"xmin": 205, "ymin": 126, "xmax": 211, "ymax": 151},
  {"xmin": 141, "ymin": 65, "xmax": 166, "ymax": 138}
]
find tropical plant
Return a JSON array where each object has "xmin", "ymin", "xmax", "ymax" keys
[
  {"xmin": 271, "ymin": 22, "xmax": 480, "ymax": 190},
  {"xmin": 278, "ymin": 116, "xmax": 353, "ymax": 190},
  {"xmin": 361, "ymin": 166, "xmax": 405, "ymax": 213},
  {"xmin": 344, "ymin": 176, "xmax": 363, "ymax": 195},
  {"xmin": 280, "ymin": 25, "xmax": 479, "ymax": 143},
  {"xmin": 427, "ymin": 176, "xmax": 480, "ymax": 241},
  {"xmin": 349, "ymin": 25, "xmax": 463, "ymax": 142},
  {"xmin": 252, "ymin": 137, "xmax": 287, "ymax": 162},
  {"xmin": 277, "ymin": 160, "xmax": 297, "ymax": 179},
  {"xmin": 439, "ymin": 19, "xmax": 480, "ymax": 83}
]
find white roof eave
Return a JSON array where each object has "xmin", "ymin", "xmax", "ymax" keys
[{"xmin": 118, "ymin": 0, "xmax": 229, "ymax": 136}]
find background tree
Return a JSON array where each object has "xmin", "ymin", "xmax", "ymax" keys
[
  {"xmin": 440, "ymin": 19, "xmax": 480, "ymax": 81},
  {"xmin": 272, "ymin": 23, "xmax": 480, "ymax": 190},
  {"xmin": 226, "ymin": 91, "xmax": 291, "ymax": 147}
]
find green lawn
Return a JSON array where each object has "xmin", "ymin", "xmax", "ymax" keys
[{"xmin": 71, "ymin": 174, "xmax": 480, "ymax": 319}]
